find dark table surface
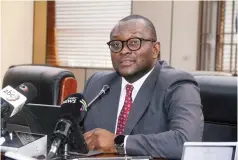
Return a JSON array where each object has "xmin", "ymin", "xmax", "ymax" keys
[{"xmin": 1, "ymin": 152, "xmax": 167, "ymax": 160}]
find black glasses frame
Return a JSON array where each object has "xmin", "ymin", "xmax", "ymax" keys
[{"xmin": 107, "ymin": 37, "xmax": 156, "ymax": 53}]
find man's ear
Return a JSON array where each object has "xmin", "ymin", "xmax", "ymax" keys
[{"xmin": 152, "ymin": 42, "xmax": 160, "ymax": 59}]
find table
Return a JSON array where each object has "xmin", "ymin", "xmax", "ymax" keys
[
  {"xmin": 1, "ymin": 153, "xmax": 166, "ymax": 160},
  {"xmin": 94, "ymin": 153, "xmax": 165, "ymax": 160}
]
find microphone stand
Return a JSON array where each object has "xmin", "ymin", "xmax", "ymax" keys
[
  {"xmin": 63, "ymin": 143, "xmax": 69, "ymax": 160},
  {"xmin": 1, "ymin": 114, "xmax": 10, "ymax": 139},
  {"xmin": 49, "ymin": 138, "xmax": 70, "ymax": 160},
  {"xmin": 47, "ymin": 119, "xmax": 72, "ymax": 159}
]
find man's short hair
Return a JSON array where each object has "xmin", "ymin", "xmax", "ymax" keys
[{"xmin": 112, "ymin": 14, "xmax": 157, "ymax": 41}]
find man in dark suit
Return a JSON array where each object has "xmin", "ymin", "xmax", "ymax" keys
[{"xmin": 83, "ymin": 14, "xmax": 204, "ymax": 159}]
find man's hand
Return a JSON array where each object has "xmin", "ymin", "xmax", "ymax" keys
[{"xmin": 83, "ymin": 128, "xmax": 117, "ymax": 153}]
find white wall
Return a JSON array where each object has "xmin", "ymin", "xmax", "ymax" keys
[
  {"xmin": 132, "ymin": 1, "xmax": 199, "ymax": 71},
  {"xmin": 171, "ymin": 1, "xmax": 199, "ymax": 71},
  {"xmin": 132, "ymin": 1, "xmax": 173, "ymax": 64},
  {"xmin": 0, "ymin": 1, "xmax": 34, "ymax": 87}
]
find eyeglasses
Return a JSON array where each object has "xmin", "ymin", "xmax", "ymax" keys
[{"xmin": 107, "ymin": 37, "xmax": 156, "ymax": 53}]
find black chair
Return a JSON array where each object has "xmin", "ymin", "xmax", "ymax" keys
[
  {"xmin": 2, "ymin": 64, "xmax": 77, "ymax": 105},
  {"xmin": 194, "ymin": 75, "xmax": 237, "ymax": 142},
  {"xmin": 2, "ymin": 64, "xmax": 78, "ymax": 133}
]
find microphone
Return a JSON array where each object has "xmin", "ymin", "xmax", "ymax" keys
[
  {"xmin": 47, "ymin": 93, "xmax": 89, "ymax": 159},
  {"xmin": 78, "ymin": 85, "xmax": 110, "ymax": 127},
  {"xmin": 87, "ymin": 85, "xmax": 110, "ymax": 108},
  {"xmin": 0, "ymin": 83, "xmax": 38, "ymax": 118},
  {"xmin": 48, "ymin": 85, "xmax": 110, "ymax": 158}
]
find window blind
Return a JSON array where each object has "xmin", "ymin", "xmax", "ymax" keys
[
  {"xmin": 53, "ymin": 1, "xmax": 131, "ymax": 68},
  {"xmin": 222, "ymin": 1, "xmax": 237, "ymax": 73}
]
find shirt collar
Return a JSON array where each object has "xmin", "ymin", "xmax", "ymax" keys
[{"xmin": 121, "ymin": 66, "xmax": 155, "ymax": 92}]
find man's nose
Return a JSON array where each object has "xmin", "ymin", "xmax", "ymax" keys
[{"xmin": 120, "ymin": 43, "xmax": 131, "ymax": 55}]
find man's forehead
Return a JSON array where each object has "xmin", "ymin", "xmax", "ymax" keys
[{"xmin": 111, "ymin": 19, "xmax": 149, "ymax": 38}]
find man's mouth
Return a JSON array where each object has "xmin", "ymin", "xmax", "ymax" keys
[{"xmin": 120, "ymin": 60, "xmax": 135, "ymax": 66}]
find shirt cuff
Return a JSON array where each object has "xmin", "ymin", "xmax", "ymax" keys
[{"xmin": 124, "ymin": 135, "xmax": 129, "ymax": 155}]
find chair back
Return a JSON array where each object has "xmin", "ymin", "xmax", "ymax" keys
[
  {"xmin": 193, "ymin": 75, "xmax": 237, "ymax": 142},
  {"xmin": 2, "ymin": 64, "xmax": 77, "ymax": 105}
]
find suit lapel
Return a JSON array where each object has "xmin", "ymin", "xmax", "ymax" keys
[
  {"xmin": 98, "ymin": 73, "xmax": 121, "ymax": 133},
  {"xmin": 124, "ymin": 63, "xmax": 161, "ymax": 134}
]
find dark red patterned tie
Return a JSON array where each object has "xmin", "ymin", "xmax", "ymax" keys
[{"xmin": 116, "ymin": 84, "xmax": 134, "ymax": 135}]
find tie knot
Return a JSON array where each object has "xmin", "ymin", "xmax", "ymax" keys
[{"xmin": 126, "ymin": 84, "xmax": 133, "ymax": 93}]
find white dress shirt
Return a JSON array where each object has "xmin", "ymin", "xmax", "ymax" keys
[{"xmin": 114, "ymin": 67, "xmax": 154, "ymax": 154}]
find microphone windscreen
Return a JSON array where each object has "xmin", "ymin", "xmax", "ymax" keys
[
  {"xmin": 60, "ymin": 93, "xmax": 88, "ymax": 124},
  {"xmin": 15, "ymin": 83, "xmax": 38, "ymax": 103}
]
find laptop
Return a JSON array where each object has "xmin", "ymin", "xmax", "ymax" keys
[
  {"xmin": 4, "ymin": 103, "xmax": 60, "ymax": 146},
  {"xmin": 181, "ymin": 142, "xmax": 237, "ymax": 160},
  {"xmin": 4, "ymin": 103, "xmax": 60, "ymax": 136},
  {"xmin": 3, "ymin": 103, "xmax": 101, "ymax": 157}
]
